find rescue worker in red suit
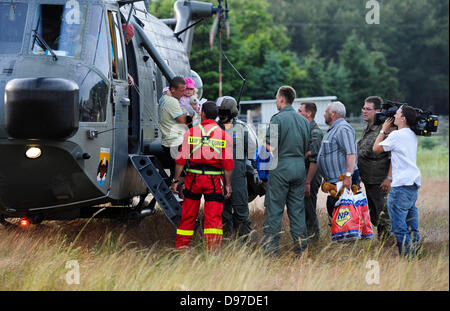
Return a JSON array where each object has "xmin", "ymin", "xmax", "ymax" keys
[{"xmin": 170, "ymin": 101, "xmax": 234, "ymax": 250}]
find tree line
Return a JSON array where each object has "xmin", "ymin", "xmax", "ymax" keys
[{"xmin": 149, "ymin": 0, "xmax": 449, "ymax": 115}]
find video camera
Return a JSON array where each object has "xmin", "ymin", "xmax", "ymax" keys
[{"xmin": 373, "ymin": 100, "xmax": 439, "ymax": 136}]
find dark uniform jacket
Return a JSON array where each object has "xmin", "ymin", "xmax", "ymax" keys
[
  {"xmin": 357, "ymin": 123, "xmax": 390, "ymax": 185},
  {"xmin": 307, "ymin": 120, "xmax": 323, "ymax": 169}
]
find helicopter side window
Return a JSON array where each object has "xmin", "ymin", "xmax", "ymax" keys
[
  {"xmin": 107, "ymin": 11, "xmax": 126, "ymax": 81},
  {"xmin": 0, "ymin": 3, "xmax": 28, "ymax": 54},
  {"xmin": 30, "ymin": 4, "xmax": 87, "ymax": 59},
  {"xmin": 80, "ymin": 72, "xmax": 108, "ymax": 122},
  {"xmin": 80, "ymin": 7, "xmax": 109, "ymax": 123}
]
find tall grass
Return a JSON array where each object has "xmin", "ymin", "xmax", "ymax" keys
[
  {"xmin": 0, "ymin": 218, "xmax": 447, "ymax": 290},
  {"xmin": 1, "ymin": 177, "xmax": 448, "ymax": 291},
  {"xmin": 0, "ymin": 134, "xmax": 448, "ymax": 291}
]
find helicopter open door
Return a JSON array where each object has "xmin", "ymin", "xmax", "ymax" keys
[
  {"xmin": 108, "ymin": 10, "xmax": 129, "ymax": 103},
  {"xmin": 107, "ymin": 8, "xmax": 141, "ymax": 154},
  {"xmin": 122, "ymin": 20, "xmax": 140, "ymax": 155},
  {"xmin": 104, "ymin": 6, "xmax": 148, "ymax": 202}
]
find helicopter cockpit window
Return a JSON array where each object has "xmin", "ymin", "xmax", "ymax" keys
[
  {"xmin": 90, "ymin": 6, "xmax": 109, "ymax": 76},
  {"xmin": 30, "ymin": 4, "xmax": 87, "ymax": 58},
  {"xmin": 0, "ymin": 3, "xmax": 28, "ymax": 54}
]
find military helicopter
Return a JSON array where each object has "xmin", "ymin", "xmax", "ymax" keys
[{"xmin": 0, "ymin": 0, "xmax": 246, "ymax": 228}]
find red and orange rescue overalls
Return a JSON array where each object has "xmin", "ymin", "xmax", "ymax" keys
[{"xmin": 175, "ymin": 119, "xmax": 234, "ymax": 250}]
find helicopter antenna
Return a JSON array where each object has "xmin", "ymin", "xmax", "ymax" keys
[{"xmin": 221, "ymin": 50, "xmax": 246, "ymax": 108}]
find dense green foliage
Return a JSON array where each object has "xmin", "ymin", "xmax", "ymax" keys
[
  {"xmin": 149, "ymin": 0, "xmax": 448, "ymax": 115},
  {"xmin": 269, "ymin": 0, "xmax": 449, "ymax": 114}
]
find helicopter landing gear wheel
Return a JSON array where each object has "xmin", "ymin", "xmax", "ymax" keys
[
  {"xmin": 118, "ymin": 193, "xmax": 158, "ymax": 228},
  {"xmin": 138, "ymin": 197, "xmax": 157, "ymax": 217},
  {"xmin": 130, "ymin": 193, "xmax": 157, "ymax": 217}
]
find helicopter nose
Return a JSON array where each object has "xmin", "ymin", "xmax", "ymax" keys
[{"xmin": 4, "ymin": 78, "xmax": 79, "ymax": 140}]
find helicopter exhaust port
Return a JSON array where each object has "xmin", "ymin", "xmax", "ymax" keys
[{"xmin": 4, "ymin": 78, "xmax": 79, "ymax": 140}]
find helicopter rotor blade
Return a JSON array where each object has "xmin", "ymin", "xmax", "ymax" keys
[
  {"xmin": 225, "ymin": 20, "xmax": 230, "ymax": 39},
  {"xmin": 209, "ymin": 15, "xmax": 219, "ymax": 50},
  {"xmin": 224, "ymin": 0, "xmax": 230, "ymax": 38}
]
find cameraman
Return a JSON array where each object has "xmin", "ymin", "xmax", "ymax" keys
[{"xmin": 373, "ymin": 105, "xmax": 421, "ymax": 258}]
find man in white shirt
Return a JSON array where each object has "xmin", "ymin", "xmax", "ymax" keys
[{"xmin": 373, "ymin": 105, "xmax": 421, "ymax": 258}]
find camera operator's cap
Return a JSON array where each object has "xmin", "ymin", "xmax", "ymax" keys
[
  {"xmin": 217, "ymin": 96, "xmax": 239, "ymax": 115},
  {"xmin": 184, "ymin": 77, "xmax": 195, "ymax": 89}
]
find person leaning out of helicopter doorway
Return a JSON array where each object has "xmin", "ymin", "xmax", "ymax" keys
[
  {"xmin": 122, "ymin": 23, "xmax": 135, "ymax": 87},
  {"xmin": 170, "ymin": 101, "xmax": 234, "ymax": 251},
  {"xmin": 158, "ymin": 76, "xmax": 188, "ymax": 181}
]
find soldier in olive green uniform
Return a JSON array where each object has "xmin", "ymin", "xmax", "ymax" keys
[
  {"xmin": 358, "ymin": 96, "xmax": 392, "ymax": 239},
  {"xmin": 217, "ymin": 96, "xmax": 258, "ymax": 239},
  {"xmin": 298, "ymin": 103, "xmax": 323, "ymax": 241},
  {"xmin": 263, "ymin": 86, "xmax": 310, "ymax": 256}
]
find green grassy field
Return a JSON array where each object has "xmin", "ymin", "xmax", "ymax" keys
[
  {"xmin": 417, "ymin": 135, "xmax": 449, "ymax": 178},
  {"xmin": 0, "ymin": 134, "xmax": 448, "ymax": 291}
]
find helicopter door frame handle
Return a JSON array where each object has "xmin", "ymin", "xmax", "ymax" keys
[
  {"xmin": 120, "ymin": 98, "xmax": 130, "ymax": 107},
  {"xmin": 87, "ymin": 130, "xmax": 98, "ymax": 140},
  {"xmin": 87, "ymin": 128, "xmax": 116, "ymax": 140}
]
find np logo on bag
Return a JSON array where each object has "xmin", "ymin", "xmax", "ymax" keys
[
  {"xmin": 331, "ymin": 189, "xmax": 362, "ymax": 242},
  {"xmin": 336, "ymin": 207, "xmax": 351, "ymax": 227}
]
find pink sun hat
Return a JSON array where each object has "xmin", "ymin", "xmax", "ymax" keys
[{"xmin": 184, "ymin": 77, "xmax": 195, "ymax": 89}]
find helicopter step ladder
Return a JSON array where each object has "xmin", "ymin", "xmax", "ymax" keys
[{"xmin": 129, "ymin": 155, "xmax": 182, "ymax": 228}]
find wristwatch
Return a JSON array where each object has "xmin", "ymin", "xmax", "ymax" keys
[
  {"xmin": 379, "ymin": 130, "xmax": 386, "ymax": 135},
  {"xmin": 345, "ymin": 172, "xmax": 352, "ymax": 178},
  {"xmin": 171, "ymin": 179, "xmax": 179, "ymax": 184}
]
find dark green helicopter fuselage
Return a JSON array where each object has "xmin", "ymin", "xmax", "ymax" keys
[{"xmin": 0, "ymin": 0, "xmax": 211, "ymax": 221}]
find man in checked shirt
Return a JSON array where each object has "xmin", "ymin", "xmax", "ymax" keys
[{"xmin": 317, "ymin": 101, "xmax": 358, "ymax": 219}]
